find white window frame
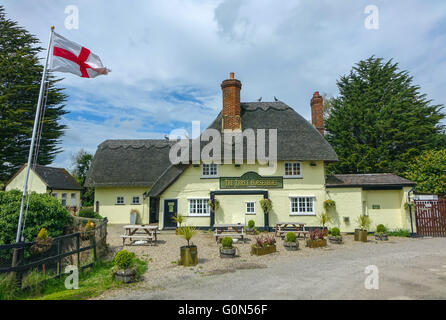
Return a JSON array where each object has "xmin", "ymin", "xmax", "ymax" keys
[
  {"xmin": 201, "ymin": 163, "xmax": 218, "ymax": 178},
  {"xmin": 188, "ymin": 198, "xmax": 210, "ymax": 217},
  {"xmin": 132, "ymin": 196, "xmax": 141, "ymax": 205},
  {"xmin": 61, "ymin": 193, "xmax": 68, "ymax": 207},
  {"xmin": 70, "ymin": 193, "xmax": 76, "ymax": 207},
  {"xmin": 116, "ymin": 196, "xmax": 125, "ymax": 205},
  {"xmin": 284, "ymin": 162, "xmax": 302, "ymax": 178},
  {"xmin": 289, "ymin": 196, "xmax": 315, "ymax": 215},
  {"xmin": 245, "ymin": 201, "xmax": 256, "ymax": 215}
]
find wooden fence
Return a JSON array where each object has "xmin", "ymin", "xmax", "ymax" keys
[
  {"xmin": 414, "ymin": 198, "xmax": 446, "ymax": 237},
  {"xmin": 0, "ymin": 218, "xmax": 108, "ymax": 287}
]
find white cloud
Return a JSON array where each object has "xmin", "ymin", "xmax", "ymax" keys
[{"xmin": 2, "ymin": 0, "xmax": 446, "ymax": 168}]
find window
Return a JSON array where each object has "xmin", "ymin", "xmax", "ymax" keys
[
  {"xmin": 290, "ymin": 196, "xmax": 315, "ymax": 215},
  {"xmin": 61, "ymin": 193, "xmax": 67, "ymax": 207},
  {"xmin": 202, "ymin": 163, "xmax": 218, "ymax": 177},
  {"xmin": 246, "ymin": 202, "xmax": 255, "ymax": 214},
  {"xmin": 70, "ymin": 193, "xmax": 76, "ymax": 207},
  {"xmin": 284, "ymin": 162, "xmax": 301, "ymax": 177},
  {"xmin": 132, "ymin": 196, "xmax": 140, "ymax": 205},
  {"xmin": 116, "ymin": 196, "xmax": 125, "ymax": 205},
  {"xmin": 51, "ymin": 193, "xmax": 58, "ymax": 198},
  {"xmin": 188, "ymin": 199, "xmax": 210, "ymax": 216}
]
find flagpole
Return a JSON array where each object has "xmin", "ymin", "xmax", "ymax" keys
[{"xmin": 15, "ymin": 26, "xmax": 55, "ymax": 243}]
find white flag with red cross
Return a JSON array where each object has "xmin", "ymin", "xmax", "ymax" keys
[{"xmin": 50, "ymin": 32, "xmax": 110, "ymax": 78}]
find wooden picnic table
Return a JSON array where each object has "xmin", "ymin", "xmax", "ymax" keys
[
  {"xmin": 275, "ymin": 222, "xmax": 308, "ymax": 239},
  {"xmin": 214, "ymin": 224, "xmax": 245, "ymax": 243},
  {"xmin": 121, "ymin": 224, "xmax": 158, "ymax": 246}
]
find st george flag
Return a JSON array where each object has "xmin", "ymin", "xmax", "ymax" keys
[{"xmin": 50, "ymin": 32, "xmax": 110, "ymax": 78}]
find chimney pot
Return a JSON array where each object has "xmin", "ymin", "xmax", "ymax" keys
[{"xmin": 230, "ymin": 72, "xmax": 235, "ymax": 79}]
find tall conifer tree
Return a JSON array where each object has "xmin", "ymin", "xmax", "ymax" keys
[
  {"xmin": 325, "ymin": 56, "xmax": 444, "ymax": 174},
  {"xmin": 0, "ymin": 6, "xmax": 67, "ymax": 182}
]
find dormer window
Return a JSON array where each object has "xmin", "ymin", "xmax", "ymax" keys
[
  {"xmin": 202, "ymin": 163, "xmax": 218, "ymax": 178},
  {"xmin": 284, "ymin": 162, "xmax": 302, "ymax": 178}
]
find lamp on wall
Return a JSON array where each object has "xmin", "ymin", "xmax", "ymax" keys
[{"xmin": 310, "ymin": 162, "xmax": 317, "ymax": 167}]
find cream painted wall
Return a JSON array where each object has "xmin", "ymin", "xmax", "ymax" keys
[
  {"xmin": 95, "ymin": 187, "xmax": 149, "ymax": 224},
  {"xmin": 5, "ymin": 167, "xmax": 47, "ymax": 194},
  {"xmin": 5, "ymin": 168, "xmax": 81, "ymax": 209},
  {"xmin": 159, "ymin": 161, "xmax": 327, "ymax": 229},
  {"xmin": 326, "ymin": 187, "xmax": 363, "ymax": 232}
]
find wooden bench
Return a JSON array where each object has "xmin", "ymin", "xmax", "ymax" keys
[
  {"xmin": 278, "ymin": 230, "xmax": 309, "ymax": 240},
  {"xmin": 120, "ymin": 235, "xmax": 155, "ymax": 246}
]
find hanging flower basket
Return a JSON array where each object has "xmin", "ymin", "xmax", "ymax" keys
[
  {"xmin": 208, "ymin": 198, "xmax": 220, "ymax": 211},
  {"xmin": 323, "ymin": 199, "xmax": 336, "ymax": 211},
  {"xmin": 259, "ymin": 198, "xmax": 273, "ymax": 213}
]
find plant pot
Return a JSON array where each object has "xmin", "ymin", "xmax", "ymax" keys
[
  {"xmin": 328, "ymin": 236, "xmax": 342, "ymax": 244},
  {"xmin": 114, "ymin": 268, "xmax": 137, "ymax": 283},
  {"xmin": 381, "ymin": 233, "xmax": 388, "ymax": 241},
  {"xmin": 246, "ymin": 228, "xmax": 254, "ymax": 234},
  {"xmin": 354, "ymin": 229, "xmax": 361, "ymax": 241},
  {"xmin": 283, "ymin": 241, "xmax": 299, "ymax": 251},
  {"xmin": 30, "ymin": 242, "xmax": 52, "ymax": 255},
  {"xmin": 374, "ymin": 233, "xmax": 381, "ymax": 240},
  {"xmin": 180, "ymin": 245, "xmax": 198, "ymax": 266},
  {"xmin": 359, "ymin": 230, "xmax": 368, "ymax": 242},
  {"xmin": 220, "ymin": 247, "xmax": 236, "ymax": 258},
  {"xmin": 251, "ymin": 245, "xmax": 276, "ymax": 256},
  {"xmin": 306, "ymin": 239, "xmax": 327, "ymax": 248}
]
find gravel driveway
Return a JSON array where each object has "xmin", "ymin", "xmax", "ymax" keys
[{"xmin": 99, "ymin": 227, "xmax": 446, "ymax": 300}]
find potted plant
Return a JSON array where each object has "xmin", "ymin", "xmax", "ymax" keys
[
  {"xmin": 30, "ymin": 228, "xmax": 53, "ymax": 255},
  {"xmin": 355, "ymin": 215, "xmax": 371, "ymax": 242},
  {"xmin": 328, "ymin": 227, "xmax": 342, "ymax": 244},
  {"xmin": 251, "ymin": 234, "xmax": 276, "ymax": 256},
  {"xmin": 80, "ymin": 220, "xmax": 96, "ymax": 240},
  {"xmin": 178, "ymin": 226, "xmax": 198, "ymax": 266},
  {"xmin": 246, "ymin": 220, "xmax": 255, "ymax": 234},
  {"xmin": 259, "ymin": 198, "xmax": 273, "ymax": 213},
  {"xmin": 323, "ymin": 199, "xmax": 336, "ymax": 211},
  {"xmin": 374, "ymin": 224, "xmax": 388, "ymax": 241},
  {"xmin": 318, "ymin": 212, "xmax": 332, "ymax": 236},
  {"xmin": 220, "ymin": 236, "xmax": 237, "ymax": 258},
  {"xmin": 283, "ymin": 232, "xmax": 299, "ymax": 251},
  {"xmin": 113, "ymin": 250, "xmax": 137, "ymax": 283},
  {"xmin": 172, "ymin": 214, "xmax": 186, "ymax": 235},
  {"xmin": 306, "ymin": 229, "xmax": 327, "ymax": 248},
  {"xmin": 208, "ymin": 198, "xmax": 220, "ymax": 211}
]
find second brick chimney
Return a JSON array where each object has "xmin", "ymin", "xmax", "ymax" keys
[
  {"xmin": 221, "ymin": 72, "xmax": 242, "ymax": 131},
  {"xmin": 310, "ymin": 91, "xmax": 324, "ymax": 135}
]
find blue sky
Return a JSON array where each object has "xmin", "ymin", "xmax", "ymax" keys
[{"xmin": 3, "ymin": 0, "xmax": 446, "ymax": 170}]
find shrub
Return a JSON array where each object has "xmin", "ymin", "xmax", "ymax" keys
[
  {"xmin": 285, "ymin": 232, "xmax": 296, "ymax": 242},
  {"xmin": 0, "ymin": 190, "xmax": 72, "ymax": 245},
  {"xmin": 78, "ymin": 207, "xmax": 102, "ymax": 219},
  {"xmin": 387, "ymin": 229, "xmax": 410, "ymax": 237},
  {"xmin": 330, "ymin": 227, "xmax": 341, "ymax": 237},
  {"xmin": 113, "ymin": 250, "xmax": 136, "ymax": 270},
  {"xmin": 376, "ymin": 224, "xmax": 387, "ymax": 233},
  {"xmin": 356, "ymin": 215, "xmax": 372, "ymax": 231},
  {"xmin": 248, "ymin": 220, "xmax": 255, "ymax": 229},
  {"xmin": 259, "ymin": 199, "xmax": 273, "ymax": 213},
  {"xmin": 221, "ymin": 237, "xmax": 233, "ymax": 248},
  {"xmin": 177, "ymin": 226, "xmax": 196, "ymax": 247}
]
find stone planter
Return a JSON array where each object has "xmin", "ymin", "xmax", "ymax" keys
[
  {"xmin": 306, "ymin": 239, "xmax": 327, "ymax": 248},
  {"xmin": 180, "ymin": 245, "xmax": 198, "ymax": 266},
  {"xmin": 355, "ymin": 230, "xmax": 368, "ymax": 242},
  {"xmin": 251, "ymin": 245, "xmax": 276, "ymax": 256},
  {"xmin": 220, "ymin": 247, "xmax": 236, "ymax": 258},
  {"xmin": 246, "ymin": 228, "xmax": 254, "ymax": 235},
  {"xmin": 354, "ymin": 229, "xmax": 361, "ymax": 241},
  {"xmin": 114, "ymin": 268, "xmax": 137, "ymax": 283},
  {"xmin": 328, "ymin": 236, "xmax": 342, "ymax": 244},
  {"xmin": 283, "ymin": 241, "xmax": 299, "ymax": 251}
]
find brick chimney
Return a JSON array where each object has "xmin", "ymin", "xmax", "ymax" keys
[
  {"xmin": 310, "ymin": 91, "xmax": 324, "ymax": 135},
  {"xmin": 221, "ymin": 72, "xmax": 242, "ymax": 131}
]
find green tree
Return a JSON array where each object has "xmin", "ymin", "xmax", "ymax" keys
[
  {"xmin": 0, "ymin": 6, "xmax": 67, "ymax": 183},
  {"xmin": 71, "ymin": 149, "xmax": 94, "ymax": 207},
  {"xmin": 403, "ymin": 149, "xmax": 446, "ymax": 196},
  {"xmin": 325, "ymin": 56, "xmax": 444, "ymax": 174}
]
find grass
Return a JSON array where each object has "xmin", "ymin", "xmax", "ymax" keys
[{"xmin": 1, "ymin": 256, "xmax": 148, "ymax": 300}]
